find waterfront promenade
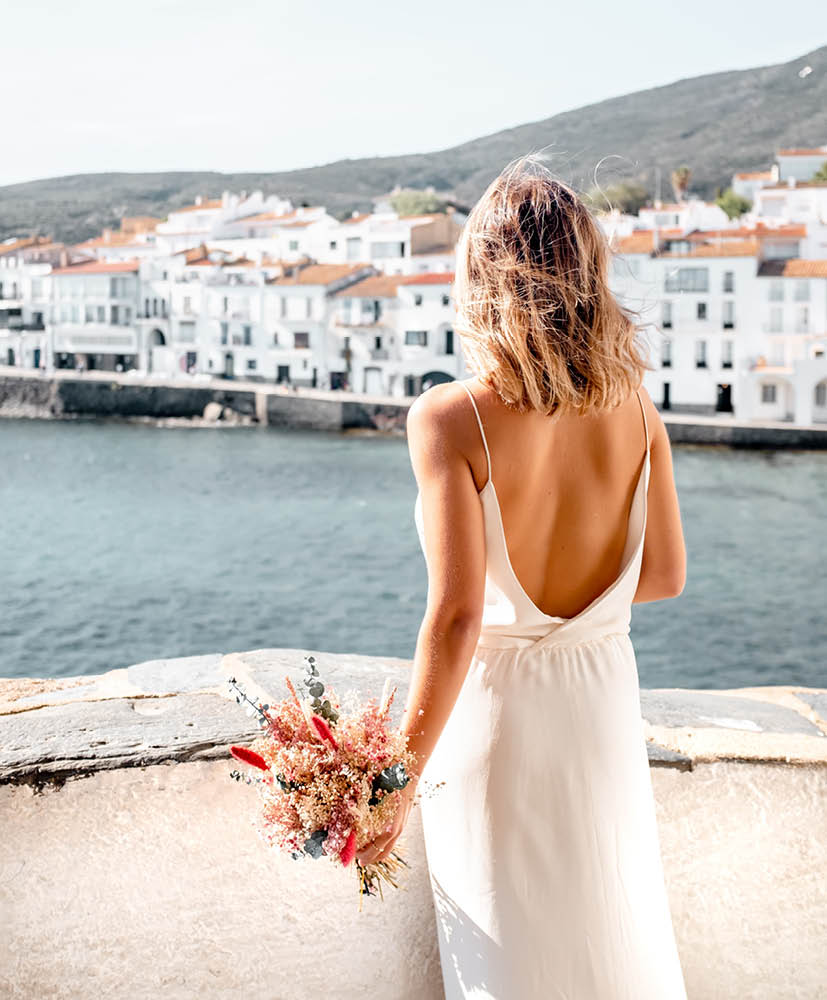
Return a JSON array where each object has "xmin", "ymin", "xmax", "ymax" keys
[
  {"xmin": 2, "ymin": 365, "xmax": 827, "ymax": 446},
  {"xmin": 1, "ymin": 647, "xmax": 826, "ymax": 999}
]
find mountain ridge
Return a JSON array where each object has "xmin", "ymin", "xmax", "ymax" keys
[{"xmin": 1, "ymin": 43, "xmax": 825, "ymax": 243}]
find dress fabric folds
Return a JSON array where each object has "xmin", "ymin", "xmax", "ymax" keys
[{"xmin": 414, "ymin": 381, "xmax": 688, "ymax": 1000}]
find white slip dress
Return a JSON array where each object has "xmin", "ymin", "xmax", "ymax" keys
[{"xmin": 414, "ymin": 381, "xmax": 688, "ymax": 1000}]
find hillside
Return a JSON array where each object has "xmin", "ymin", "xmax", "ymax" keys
[{"xmin": 1, "ymin": 43, "xmax": 825, "ymax": 244}]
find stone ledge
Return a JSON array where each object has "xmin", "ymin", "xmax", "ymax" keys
[{"xmin": 1, "ymin": 648, "xmax": 826, "ymax": 784}]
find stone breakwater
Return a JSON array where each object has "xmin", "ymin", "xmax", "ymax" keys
[
  {"xmin": 2, "ymin": 366, "xmax": 827, "ymax": 445},
  {"xmin": 1, "ymin": 647, "xmax": 826, "ymax": 1000}
]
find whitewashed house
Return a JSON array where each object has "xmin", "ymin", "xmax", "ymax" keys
[
  {"xmin": 732, "ymin": 168, "xmax": 778, "ymax": 204},
  {"xmin": 776, "ymin": 146, "xmax": 827, "ymax": 183},
  {"xmin": 322, "ymin": 210, "xmax": 461, "ymax": 276},
  {"xmin": 737, "ymin": 260, "xmax": 827, "ymax": 424},
  {"xmin": 330, "ymin": 271, "xmax": 465, "ymax": 396},
  {"xmin": 47, "ymin": 260, "xmax": 141, "ymax": 372}
]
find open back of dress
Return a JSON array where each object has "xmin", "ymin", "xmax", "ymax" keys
[{"xmin": 415, "ymin": 381, "xmax": 687, "ymax": 1000}]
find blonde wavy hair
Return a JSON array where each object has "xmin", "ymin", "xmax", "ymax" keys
[{"xmin": 453, "ymin": 153, "xmax": 650, "ymax": 415}]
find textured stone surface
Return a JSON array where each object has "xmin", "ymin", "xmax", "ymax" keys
[
  {"xmin": 2, "ymin": 369, "xmax": 826, "ymax": 444},
  {"xmin": 0, "ymin": 760, "xmax": 443, "ymax": 1000},
  {"xmin": 2, "ymin": 756, "xmax": 826, "ymax": 999},
  {"xmin": 641, "ymin": 688, "xmax": 824, "ymax": 736},
  {"xmin": 2, "ymin": 650, "xmax": 827, "ymax": 783},
  {"xmin": 0, "ymin": 693, "xmax": 261, "ymax": 781}
]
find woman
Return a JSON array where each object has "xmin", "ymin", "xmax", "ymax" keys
[{"xmin": 357, "ymin": 155, "xmax": 688, "ymax": 999}]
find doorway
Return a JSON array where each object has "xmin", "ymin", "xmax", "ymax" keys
[
  {"xmin": 661, "ymin": 382, "xmax": 671, "ymax": 410},
  {"xmin": 224, "ymin": 352, "xmax": 234, "ymax": 378},
  {"xmin": 716, "ymin": 383, "xmax": 733, "ymax": 413}
]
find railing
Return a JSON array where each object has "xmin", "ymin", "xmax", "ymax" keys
[{"xmin": 370, "ymin": 348, "xmax": 389, "ymax": 360}]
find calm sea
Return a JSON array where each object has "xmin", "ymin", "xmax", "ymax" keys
[{"xmin": 1, "ymin": 418, "xmax": 825, "ymax": 689}]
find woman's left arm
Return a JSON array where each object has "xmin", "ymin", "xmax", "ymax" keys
[{"xmin": 356, "ymin": 384, "xmax": 486, "ymax": 865}]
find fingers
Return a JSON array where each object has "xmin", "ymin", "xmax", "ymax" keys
[{"xmin": 356, "ymin": 826, "xmax": 396, "ymax": 866}]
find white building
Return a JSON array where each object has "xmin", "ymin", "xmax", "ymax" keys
[
  {"xmin": 330, "ymin": 271, "xmax": 465, "ymax": 396},
  {"xmin": 47, "ymin": 260, "xmax": 141, "ymax": 372},
  {"xmin": 776, "ymin": 146, "xmax": 827, "ymax": 183}
]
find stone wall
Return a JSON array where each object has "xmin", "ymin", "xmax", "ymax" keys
[
  {"xmin": 1, "ymin": 648, "xmax": 826, "ymax": 999},
  {"xmin": 1, "ymin": 368, "xmax": 826, "ymax": 444}
]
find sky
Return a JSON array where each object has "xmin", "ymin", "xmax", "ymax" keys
[{"xmin": 2, "ymin": 0, "xmax": 825, "ymax": 187}]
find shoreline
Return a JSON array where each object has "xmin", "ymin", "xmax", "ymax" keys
[{"xmin": 2, "ymin": 367, "xmax": 827, "ymax": 447}]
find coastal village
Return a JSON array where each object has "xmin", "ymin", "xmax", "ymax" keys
[{"xmin": 1, "ymin": 142, "xmax": 827, "ymax": 425}]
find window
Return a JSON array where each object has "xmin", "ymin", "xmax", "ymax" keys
[
  {"xmin": 761, "ymin": 384, "xmax": 776, "ymax": 404},
  {"xmin": 794, "ymin": 280, "xmax": 810, "ymax": 302},
  {"xmin": 795, "ymin": 307, "xmax": 809, "ymax": 333},
  {"xmin": 222, "ymin": 296, "xmax": 229, "ymax": 314},
  {"xmin": 145, "ymin": 298, "xmax": 150, "ymax": 316},
  {"xmin": 220, "ymin": 321, "xmax": 229, "ymax": 345},
  {"xmin": 414, "ymin": 294, "xmax": 423, "ymax": 307},
  {"xmin": 661, "ymin": 338, "xmax": 672, "ymax": 368},
  {"xmin": 723, "ymin": 300, "xmax": 735, "ymax": 329},
  {"xmin": 695, "ymin": 340, "xmax": 707, "ymax": 368},
  {"xmin": 723, "ymin": 271, "xmax": 735, "ymax": 293},
  {"xmin": 768, "ymin": 280, "xmax": 784, "ymax": 302},
  {"xmin": 346, "ymin": 237, "xmax": 362, "ymax": 261},
  {"xmin": 246, "ymin": 359, "xmax": 257, "ymax": 371},
  {"xmin": 329, "ymin": 241, "xmax": 338, "ymax": 251},
  {"xmin": 374, "ymin": 335, "xmax": 382, "ymax": 349},
  {"xmin": 294, "ymin": 331, "xmax": 310, "ymax": 349},
  {"xmin": 288, "ymin": 240, "xmax": 299, "ymax": 252},
  {"xmin": 405, "ymin": 330, "xmax": 427, "ymax": 346},
  {"xmin": 721, "ymin": 339, "xmax": 733, "ymax": 369},
  {"xmin": 816, "ymin": 383, "xmax": 827, "ymax": 407},
  {"xmin": 97, "ymin": 305, "xmax": 105, "ymax": 323},
  {"xmin": 696, "ymin": 302, "xmax": 707, "ymax": 320},
  {"xmin": 444, "ymin": 328, "xmax": 454, "ymax": 355},
  {"xmin": 243, "ymin": 325, "xmax": 252, "ymax": 346},
  {"xmin": 441, "ymin": 294, "xmax": 450, "ymax": 307},
  {"xmin": 280, "ymin": 296, "xmax": 287, "ymax": 319},
  {"xmin": 662, "ymin": 301, "xmax": 672, "ymax": 329},
  {"xmin": 370, "ymin": 241, "xmax": 405, "ymax": 259},
  {"xmin": 664, "ymin": 267, "xmax": 708, "ymax": 293},
  {"xmin": 273, "ymin": 332, "xmax": 279, "ymax": 346},
  {"xmin": 769, "ymin": 307, "xmax": 783, "ymax": 333},
  {"xmin": 183, "ymin": 296, "xmax": 192, "ymax": 314},
  {"xmin": 85, "ymin": 305, "xmax": 95, "ymax": 323},
  {"xmin": 305, "ymin": 297, "xmax": 312, "ymax": 319}
]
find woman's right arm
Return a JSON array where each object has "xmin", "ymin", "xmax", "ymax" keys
[{"xmin": 634, "ymin": 390, "xmax": 687, "ymax": 603}]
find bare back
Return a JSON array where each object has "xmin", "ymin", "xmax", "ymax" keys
[{"xmin": 459, "ymin": 377, "xmax": 676, "ymax": 618}]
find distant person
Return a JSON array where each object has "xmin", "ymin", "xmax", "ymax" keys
[{"xmin": 356, "ymin": 154, "xmax": 688, "ymax": 998}]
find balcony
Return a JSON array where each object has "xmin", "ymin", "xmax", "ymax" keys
[{"xmin": 370, "ymin": 348, "xmax": 389, "ymax": 360}]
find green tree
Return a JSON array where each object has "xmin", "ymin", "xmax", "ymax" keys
[
  {"xmin": 389, "ymin": 189, "xmax": 447, "ymax": 215},
  {"xmin": 812, "ymin": 160, "xmax": 827, "ymax": 182},
  {"xmin": 715, "ymin": 188, "xmax": 752, "ymax": 220},
  {"xmin": 583, "ymin": 180, "xmax": 650, "ymax": 216}
]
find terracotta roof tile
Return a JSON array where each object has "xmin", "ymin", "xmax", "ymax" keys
[
  {"xmin": 399, "ymin": 272, "xmax": 454, "ymax": 286},
  {"xmin": 757, "ymin": 259, "xmax": 827, "ymax": 278},
  {"xmin": 333, "ymin": 274, "xmax": 403, "ymax": 298},
  {"xmin": 171, "ymin": 199, "xmax": 222, "ymax": 214},
  {"xmin": 657, "ymin": 239, "xmax": 760, "ymax": 258},
  {"xmin": 51, "ymin": 259, "xmax": 140, "ymax": 275},
  {"xmin": 270, "ymin": 263, "xmax": 372, "ymax": 286}
]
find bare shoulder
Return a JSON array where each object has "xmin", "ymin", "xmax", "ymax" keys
[{"xmin": 406, "ymin": 379, "xmax": 476, "ymax": 439}]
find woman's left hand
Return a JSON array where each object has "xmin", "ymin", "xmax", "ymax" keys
[{"xmin": 355, "ymin": 778, "xmax": 419, "ymax": 866}]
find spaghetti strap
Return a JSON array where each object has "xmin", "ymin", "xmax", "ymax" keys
[
  {"xmin": 458, "ymin": 379, "xmax": 492, "ymax": 486},
  {"xmin": 635, "ymin": 387, "xmax": 650, "ymax": 461}
]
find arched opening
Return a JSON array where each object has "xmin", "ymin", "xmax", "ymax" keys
[
  {"xmin": 421, "ymin": 370, "xmax": 454, "ymax": 392},
  {"xmin": 149, "ymin": 329, "xmax": 166, "ymax": 347}
]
